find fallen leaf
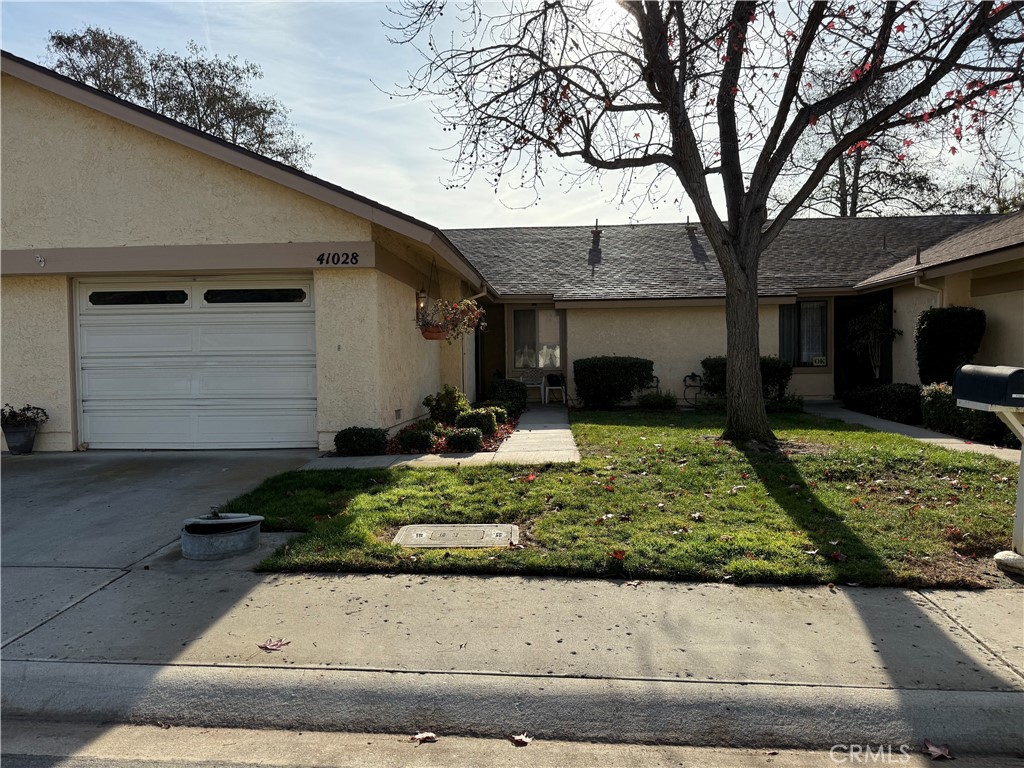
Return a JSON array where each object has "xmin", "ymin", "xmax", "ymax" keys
[
  {"xmin": 922, "ymin": 739, "xmax": 952, "ymax": 759},
  {"xmin": 830, "ymin": 551, "xmax": 848, "ymax": 562},
  {"xmin": 257, "ymin": 638, "xmax": 290, "ymax": 653},
  {"xmin": 609, "ymin": 549, "xmax": 626, "ymax": 560},
  {"xmin": 730, "ymin": 485, "xmax": 747, "ymax": 495},
  {"xmin": 802, "ymin": 548, "xmax": 819, "ymax": 556},
  {"xmin": 510, "ymin": 732, "xmax": 533, "ymax": 747},
  {"xmin": 624, "ymin": 580, "xmax": 643, "ymax": 588},
  {"xmin": 691, "ymin": 512, "xmax": 704, "ymax": 522},
  {"xmin": 410, "ymin": 732, "xmax": 438, "ymax": 745}
]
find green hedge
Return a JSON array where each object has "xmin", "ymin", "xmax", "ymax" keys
[
  {"xmin": 334, "ymin": 427, "xmax": 388, "ymax": 456},
  {"xmin": 396, "ymin": 429, "xmax": 434, "ymax": 453},
  {"xmin": 446, "ymin": 427, "xmax": 483, "ymax": 452},
  {"xmin": 921, "ymin": 383, "xmax": 1018, "ymax": 447},
  {"xmin": 915, "ymin": 306, "xmax": 986, "ymax": 385},
  {"xmin": 574, "ymin": 356, "xmax": 654, "ymax": 408},
  {"xmin": 700, "ymin": 356, "xmax": 794, "ymax": 401},
  {"xmin": 476, "ymin": 404, "xmax": 509, "ymax": 424},
  {"xmin": 455, "ymin": 408, "xmax": 498, "ymax": 435},
  {"xmin": 422, "ymin": 385, "xmax": 470, "ymax": 424},
  {"xmin": 488, "ymin": 380, "xmax": 529, "ymax": 417},
  {"xmin": 841, "ymin": 383, "xmax": 922, "ymax": 425}
]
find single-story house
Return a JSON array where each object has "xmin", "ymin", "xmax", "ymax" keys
[{"xmin": 3, "ymin": 51, "xmax": 1022, "ymax": 451}]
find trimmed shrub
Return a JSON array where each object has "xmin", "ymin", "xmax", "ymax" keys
[
  {"xmin": 489, "ymin": 380, "xmax": 529, "ymax": 417},
  {"xmin": 637, "ymin": 391, "xmax": 678, "ymax": 410},
  {"xmin": 915, "ymin": 306, "xmax": 986, "ymax": 385},
  {"xmin": 455, "ymin": 408, "xmax": 498, "ymax": 435},
  {"xmin": 841, "ymin": 383, "xmax": 922, "ymax": 425},
  {"xmin": 921, "ymin": 383, "xmax": 1018, "ymax": 447},
  {"xmin": 700, "ymin": 356, "xmax": 794, "ymax": 401},
  {"xmin": 422, "ymin": 385, "xmax": 470, "ymax": 424},
  {"xmin": 476, "ymin": 404, "xmax": 509, "ymax": 424},
  {"xmin": 445, "ymin": 427, "xmax": 483, "ymax": 452},
  {"xmin": 413, "ymin": 418, "xmax": 437, "ymax": 434},
  {"xmin": 334, "ymin": 426, "xmax": 388, "ymax": 456},
  {"xmin": 396, "ymin": 429, "xmax": 434, "ymax": 454},
  {"xmin": 574, "ymin": 356, "xmax": 654, "ymax": 409}
]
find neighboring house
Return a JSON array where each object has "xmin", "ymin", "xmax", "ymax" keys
[{"xmin": 2, "ymin": 52, "xmax": 1022, "ymax": 451}]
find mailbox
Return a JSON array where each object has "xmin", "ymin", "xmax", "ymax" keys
[
  {"xmin": 953, "ymin": 365, "xmax": 1024, "ymax": 410},
  {"xmin": 954, "ymin": 364, "xmax": 1024, "ymax": 575}
]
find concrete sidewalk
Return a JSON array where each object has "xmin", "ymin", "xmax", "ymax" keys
[
  {"xmin": 301, "ymin": 405, "xmax": 579, "ymax": 470},
  {"xmin": 3, "ymin": 533, "xmax": 1022, "ymax": 752},
  {"xmin": 806, "ymin": 401, "xmax": 1021, "ymax": 463}
]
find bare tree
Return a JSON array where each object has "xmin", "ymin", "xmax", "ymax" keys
[
  {"xmin": 48, "ymin": 27, "xmax": 312, "ymax": 169},
  {"xmin": 388, "ymin": 1, "xmax": 1023, "ymax": 441}
]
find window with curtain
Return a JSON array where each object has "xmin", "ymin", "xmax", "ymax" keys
[
  {"xmin": 513, "ymin": 308, "xmax": 561, "ymax": 369},
  {"xmin": 779, "ymin": 300, "xmax": 828, "ymax": 367}
]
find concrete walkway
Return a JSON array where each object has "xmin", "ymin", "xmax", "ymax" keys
[
  {"xmin": 806, "ymin": 401, "xmax": 1021, "ymax": 463},
  {"xmin": 301, "ymin": 405, "xmax": 579, "ymax": 470}
]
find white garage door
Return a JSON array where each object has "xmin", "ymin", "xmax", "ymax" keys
[{"xmin": 77, "ymin": 277, "xmax": 316, "ymax": 449}]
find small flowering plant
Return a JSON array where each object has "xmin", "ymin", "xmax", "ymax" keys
[
  {"xmin": 1, "ymin": 403, "xmax": 49, "ymax": 428},
  {"xmin": 416, "ymin": 298, "xmax": 487, "ymax": 342}
]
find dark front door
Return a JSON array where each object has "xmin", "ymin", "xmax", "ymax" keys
[{"xmin": 833, "ymin": 290, "xmax": 895, "ymax": 394}]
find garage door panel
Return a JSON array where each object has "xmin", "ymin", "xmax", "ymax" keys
[
  {"xmin": 199, "ymin": 368, "xmax": 317, "ymax": 397},
  {"xmin": 81, "ymin": 326, "xmax": 195, "ymax": 356},
  {"xmin": 78, "ymin": 277, "xmax": 317, "ymax": 449},
  {"xmin": 81, "ymin": 369, "xmax": 194, "ymax": 398},
  {"xmin": 199, "ymin": 326, "xmax": 315, "ymax": 354}
]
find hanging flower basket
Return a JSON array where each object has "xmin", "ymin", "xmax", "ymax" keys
[
  {"xmin": 416, "ymin": 299, "xmax": 486, "ymax": 343},
  {"xmin": 420, "ymin": 325, "xmax": 449, "ymax": 340}
]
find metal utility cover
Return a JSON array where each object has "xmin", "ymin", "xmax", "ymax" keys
[{"xmin": 393, "ymin": 524, "xmax": 519, "ymax": 548}]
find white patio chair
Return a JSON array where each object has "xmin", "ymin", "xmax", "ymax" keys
[
  {"xmin": 517, "ymin": 368, "xmax": 545, "ymax": 401},
  {"xmin": 543, "ymin": 373, "xmax": 566, "ymax": 404}
]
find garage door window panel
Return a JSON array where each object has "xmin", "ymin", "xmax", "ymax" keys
[
  {"xmin": 89, "ymin": 290, "xmax": 189, "ymax": 306},
  {"xmin": 203, "ymin": 288, "xmax": 307, "ymax": 304}
]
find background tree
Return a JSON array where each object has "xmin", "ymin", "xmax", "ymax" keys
[
  {"xmin": 48, "ymin": 27, "xmax": 312, "ymax": 169},
  {"xmin": 389, "ymin": 1, "xmax": 1023, "ymax": 442}
]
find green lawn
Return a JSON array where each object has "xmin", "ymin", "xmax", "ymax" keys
[{"xmin": 220, "ymin": 411, "xmax": 1017, "ymax": 587}]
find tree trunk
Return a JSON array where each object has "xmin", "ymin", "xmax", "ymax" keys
[{"xmin": 722, "ymin": 275, "xmax": 776, "ymax": 444}]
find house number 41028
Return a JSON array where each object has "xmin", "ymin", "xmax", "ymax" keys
[{"xmin": 316, "ymin": 252, "xmax": 359, "ymax": 266}]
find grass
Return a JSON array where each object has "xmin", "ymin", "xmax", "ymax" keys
[{"xmin": 219, "ymin": 411, "xmax": 1018, "ymax": 587}]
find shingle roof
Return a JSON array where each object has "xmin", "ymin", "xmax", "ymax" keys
[
  {"xmin": 856, "ymin": 211, "xmax": 1024, "ymax": 289},
  {"xmin": 446, "ymin": 214, "xmax": 1001, "ymax": 300}
]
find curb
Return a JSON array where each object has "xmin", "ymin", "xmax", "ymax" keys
[{"xmin": 4, "ymin": 661, "xmax": 1021, "ymax": 753}]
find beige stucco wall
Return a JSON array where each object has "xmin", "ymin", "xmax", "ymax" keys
[
  {"xmin": 972, "ymin": 258, "xmax": 1024, "ymax": 368},
  {"xmin": 565, "ymin": 304, "xmax": 780, "ymax": 399},
  {"xmin": 374, "ymin": 270, "xmax": 442, "ymax": 431},
  {"xmin": 1, "ymin": 75, "xmax": 370, "ymax": 250},
  {"xmin": 0, "ymin": 275, "xmax": 75, "ymax": 451},
  {"xmin": 891, "ymin": 283, "xmax": 940, "ymax": 384},
  {"xmin": 314, "ymin": 270, "xmax": 381, "ymax": 450}
]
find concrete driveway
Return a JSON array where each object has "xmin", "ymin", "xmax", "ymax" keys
[{"xmin": 1, "ymin": 449, "xmax": 316, "ymax": 644}]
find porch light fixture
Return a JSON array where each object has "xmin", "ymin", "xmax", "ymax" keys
[
  {"xmin": 587, "ymin": 219, "xmax": 602, "ymax": 271},
  {"xmin": 416, "ymin": 288, "xmax": 428, "ymax": 319}
]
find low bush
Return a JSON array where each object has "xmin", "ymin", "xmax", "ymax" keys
[
  {"xmin": 413, "ymin": 418, "xmax": 437, "ymax": 434},
  {"xmin": 637, "ymin": 391, "xmax": 678, "ymax": 410},
  {"xmin": 445, "ymin": 427, "xmax": 483, "ymax": 452},
  {"xmin": 489, "ymin": 380, "xmax": 529, "ymax": 417},
  {"xmin": 701, "ymin": 356, "xmax": 794, "ymax": 402},
  {"xmin": 915, "ymin": 306, "xmax": 986, "ymax": 385},
  {"xmin": 921, "ymin": 383, "xmax": 1018, "ymax": 447},
  {"xmin": 422, "ymin": 385, "xmax": 471, "ymax": 424},
  {"xmin": 455, "ymin": 408, "xmax": 498, "ymax": 435},
  {"xmin": 841, "ymin": 383, "xmax": 922, "ymax": 425},
  {"xmin": 396, "ymin": 429, "xmax": 434, "ymax": 454},
  {"xmin": 334, "ymin": 426, "xmax": 388, "ymax": 456},
  {"xmin": 476, "ymin": 404, "xmax": 509, "ymax": 424},
  {"xmin": 574, "ymin": 356, "xmax": 654, "ymax": 408}
]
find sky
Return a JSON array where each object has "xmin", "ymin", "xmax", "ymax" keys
[{"xmin": 1, "ymin": 0, "xmax": 700, "ymax": 229}]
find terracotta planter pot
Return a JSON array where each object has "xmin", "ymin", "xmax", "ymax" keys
[
  {"xmin": 3, "ymin": 424, "xmax": 39, "ymax": 454},
  {"xmin": 420, "ymin": 325, "xmax": 449, "ymax": 341}
]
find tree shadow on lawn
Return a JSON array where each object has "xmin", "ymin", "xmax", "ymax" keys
[{"xmin": 736, "ymin": 440, "xmax": 1017, "ymax": 694}]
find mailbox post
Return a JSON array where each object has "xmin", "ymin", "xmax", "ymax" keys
[{"xmin": 953, "ymin": 365, "xmax": 1024, "ymax": 576}]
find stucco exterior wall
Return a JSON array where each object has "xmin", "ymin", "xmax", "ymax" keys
[
  {"xmin": 891, "ymin": 283, "xmax": 940, "ymax": 384},
  {"xmin": 0, "ymin": 275, "xmax": 75, "ymax": 451},
  {"xmin": 565, "ymin": 305, "xmax": 780, "ymax": 399},
  {"xmin": 1, "ymin": 75, "xmax": 370, "ymax": 250},
  {"xmin": 374, "ymin": 270, "xmax": 441, "ymax": 429},
  {"xmin": 314, "ymin": 270, "xmax": 381, "ymax": 450}
]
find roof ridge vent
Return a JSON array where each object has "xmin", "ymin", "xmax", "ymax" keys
[
  {"xmin": 685, "ymin": 216, "xmax": 698, "ymax": 236},
  {"xmin": 587, "ymin": 219, "xmax": 602, "ymax": 269}
]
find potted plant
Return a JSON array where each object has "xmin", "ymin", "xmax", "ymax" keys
[
  {"xmin": 416, "ymin": 298, "xmax": 487, "ymax": 343},
  {"xmin": 2, "ymin": 403, "xmax": 49, "ymax": 454}
]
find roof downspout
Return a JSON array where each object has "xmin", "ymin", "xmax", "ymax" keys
[{"xmin": 913, "ymin": 273, "xmax": 943, "ymax": 306}]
